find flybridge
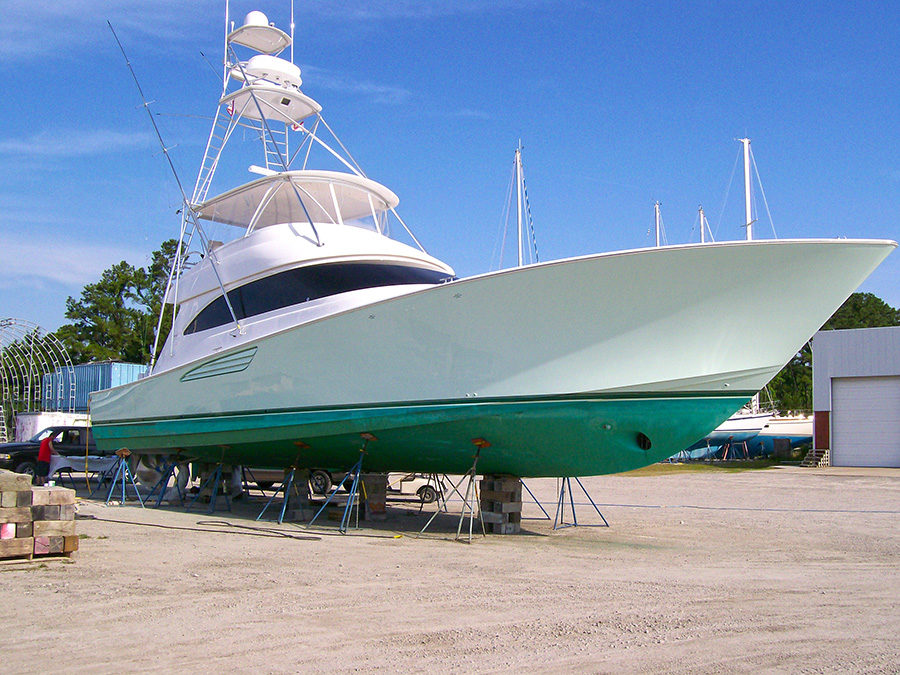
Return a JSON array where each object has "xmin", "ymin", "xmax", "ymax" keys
[{"xmin": 188, "ymin": 10, "xmax": 422, "ymax": 245}]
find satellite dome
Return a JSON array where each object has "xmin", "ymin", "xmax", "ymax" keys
[{"xmin": 244, "ymin": 11, "xmax": 269, "ymax": 27}]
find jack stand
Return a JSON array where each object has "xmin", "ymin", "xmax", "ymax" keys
[
  {"xmin": 257, "ymin": 465, "xmax": 308, "ymax": 524},
  {"xmin": 417, "ymin": 473, "xmax": 448, "ymax": 513},
  {"xmin": 419, "ymin": 439, "xmax": 488, "ymax": 542},
  {"xmin": 418, "ymin": 473, "xmax": 471, "ymax": 535},
  {"xmin": 145, "ymin": 457, "xmax": 186, "ymax": 508},
  {"xmin": 242, "ymin": 466, "xmax": 267, "ymax": 495},
  {"xmin": 552, "ymin": 477, "xmax": 609, "ymax": 529},
  {"xmin": 519, "ymin": 479, "xmax": 551, "ymax": 520},
  {"xmin": 105, "ymin": 449, "xmax": 145, "ymax": 508},
  {"xmin": 187, "ymin": 463, "xmax": 231, "ymax": 514},
  {"xmin": 308, "ymin": 434, "xmax": 373, "ymax": 534},
  {"xmin": 90, "ymin": 462, "xmax": 119, "ymax": 498}
]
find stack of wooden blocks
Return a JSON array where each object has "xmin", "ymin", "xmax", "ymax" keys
[
  {"xmin": 0, "ymin": 470, "xmax": 78, "ymax": 560},
  {"xmin": 479, "ymin": 474, "xmax": 522, "ymax": 534}
]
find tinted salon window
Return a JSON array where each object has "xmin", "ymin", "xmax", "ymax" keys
[{"xmin": 184, "ymin": 262, "xmax": 452, "ymax": 335}]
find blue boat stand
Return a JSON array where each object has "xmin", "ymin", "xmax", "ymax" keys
[
  {"xmin": 186, "ymin": 463, "xmax": 231, "ymax": 514},
  {"xmin": 104, "ymin": 449, "xmax": 145, "ymax": 508},
  {"xmin": 552, "ymin": 477, "xmax": 609, "ymax": 529}
]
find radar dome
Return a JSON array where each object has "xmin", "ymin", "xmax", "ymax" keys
[{"xmin": 244, "ymin": 11, "xmax": 269, "ymax": 27}]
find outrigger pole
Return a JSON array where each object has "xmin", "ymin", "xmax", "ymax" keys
[{"xmin": 108, "ymin": 21, "xmax": 244, "ymax": 371}]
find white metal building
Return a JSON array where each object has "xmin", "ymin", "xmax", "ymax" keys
[{"xmin": 812, "ymin": 326, "xmax": 900, "ymax": 467}]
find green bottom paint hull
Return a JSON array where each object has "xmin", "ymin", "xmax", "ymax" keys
[{"xmin": 91, "ymin": 394, "xmax": 750, "ymax": 477}]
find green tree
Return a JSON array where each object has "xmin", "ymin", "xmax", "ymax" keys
[
  {"xmin": 55, "ymin": 240, "xmax": 177, "ymax": 364},
  {"xmin": 767, "ymin": 292, "xmax": 900, "ymax": 411}
]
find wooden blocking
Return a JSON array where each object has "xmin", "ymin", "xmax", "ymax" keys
[
  {"xmin": 31, "ymin": 486, "xmax": 76, "ymax": 506},
  {"xmin": 1, "ymin": 491, "xmax": 17, "ymax": 508},
  {"xmin": 0, "ymin": 470, "xmax": 32, "ymax": 492},
  {"xmin": 17, "ymin": 490, "xmax": 32, "ymax": 507},
  {"xmin": 48, "ymin": 536, "xmax": 64, "ymax": 554},
  {"xmin": 16, "ymin": 521, "xmax": 32, "ymax": 538},
  {"xmin": 0, "ymin": 506, "xmax": 32, "ymax": 523},
  {"xmin": 33, "ymin": 520, "xmax": 76, "ymax": 537},
  {"xmin": 32, "ymin": 505, "xmax": 61, "ymax": 521},
  {"xmin": 30, "ymin": 487, "xmax": 54, "ymax": 506},
  {"xmin": 59, "ymin": 504, "xmax": 75, "ymax": 521},
  {"xmin": 478, "ymin": 474, "xmax": 522, "ymax": 535},
  {"xmin": 361, "ymin": 473, "xmax": 388, "ymax": 518},
  {"xmin": 0, "ymin": 537, "xmax": 34, "ymax": 559},
  {"xmin": 63, "ymin": 536, "xmax": 79, "ymax": 553},
  {"xmin": 0, "ymin": 522, "xmax": 15, "ymax": 539},
  {"xmin": 34, "ymin": 536, "xmax": 51, "ymax": 555}
]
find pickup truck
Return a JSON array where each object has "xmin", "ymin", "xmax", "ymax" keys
[{"xmin": 0, "ymin": 426, "xmax": 99, "ymax": 478}]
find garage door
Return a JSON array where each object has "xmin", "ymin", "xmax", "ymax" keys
[{"xmin": 831, "ymin": 376, "xmax": 900, "ymax": 467}]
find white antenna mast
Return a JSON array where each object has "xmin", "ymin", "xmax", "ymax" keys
[
  {"xmin": 515, "ymin": 140, "xmax": 524, "ymax": 267},
  {"xmin": 223, "ymin": 0, "xmax": 230, "ymax": 89},
  {"xmin": 291, "ymin": 0, "xmax": 295, "ymax": 63},
  {"xmin": 739, "ymin": 137, "xmax": 753, "ymax": 240},
  {"xmin": 654, "ymin": 201, "xmax": 662, "ymax": 247},
  {"xmin": 699, "ymin": 205, "xmax": 706, "ymax": 244}
]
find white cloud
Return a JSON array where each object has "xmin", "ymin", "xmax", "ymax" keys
[
  {"xmin": 0, "ymin": 234, "xmax": 144, "ymax": 288},
  {"xmin": 301, "ymin": 66, "xmax": 412, "ymax": 105},
  {"xmin": 0, "ymin": 129, "xmax": 154, "ymax": 158},
  {"xmin": 1, "ymin": 0, "xmax": 220, "ymax": 60}
]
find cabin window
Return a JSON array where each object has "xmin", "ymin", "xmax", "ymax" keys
[{"xmin": 184, "ymin": 262, "xmax": 453, "ymax": 335}]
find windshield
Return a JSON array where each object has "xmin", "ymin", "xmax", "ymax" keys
[{"xmin": 29, "ymin": 428, "xmax": 55, "ymax": 442}]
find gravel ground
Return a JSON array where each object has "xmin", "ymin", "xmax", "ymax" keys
[{"xmin": 2, "ymin": 465, "xmax": 897, "ymax": 673}]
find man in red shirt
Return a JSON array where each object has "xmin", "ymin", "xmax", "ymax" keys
[{"xmin": 36, "ymin": 432, "xmax": 55, "ymax": 485}]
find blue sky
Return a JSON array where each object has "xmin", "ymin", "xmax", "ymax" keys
[{"xmin": 1, "ymin": 0, "xmax": 898, "ymax": 331}]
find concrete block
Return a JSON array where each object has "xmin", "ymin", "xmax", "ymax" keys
[
  {"xmin": 0, "ymin": 506, "xmax": 32, "ymax": 523},
  {"xmin": 493, "ymin": 501, "xmax": 522, "ymax": 514},
  {"xmin": 491, "ymin": 477, "xmax": 521, "ymax": 492},
  {"xmin": 480, "ymin": 489, "xmax": 515, "ymax": 502},
  {"xmin": 0, "ymin": 537, "xmax": 33, "ymax": 558},
  {"xmin": 480, "ymin": 511, "xmax": 506, "ymax": 524},
  {"xmin": 490, "ymin": 522, "xmax": 521, "ymax": 535},
  {"xmin": 33, "ymin": 520, "xmax": 76, "ymax": 537},
  {"xmin": 0, "ymin": 470, "xmax": 32, "ymax": 491},
  {"xmin": 283, "ymin": 508, "xmax": 316, "ymax": 521}
]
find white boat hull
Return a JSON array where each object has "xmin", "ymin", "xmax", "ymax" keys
[{"xmin": 90, "ymin": 238, "xmax": 895, "ymax": 476}]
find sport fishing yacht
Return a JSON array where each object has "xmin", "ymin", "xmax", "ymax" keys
[{"xmin": 89, "ymin": 10, "xmax": 895, "ymax": 477}]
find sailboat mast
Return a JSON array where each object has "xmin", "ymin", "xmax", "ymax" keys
[
  {"xmin": 515, "ymin": 141, "xmax": 524, "ymax": 267},
  {"xmin": 740, "ymin": 137, "xmax": 752, "ymax": 240},
  {"xmin": 654, "ymin": 201, "xmax": 661, "ymax": 247}
]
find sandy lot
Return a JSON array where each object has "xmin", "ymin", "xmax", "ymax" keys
[{"xmin": 2, "ymin": 466, "xmax": 897, "ymax": 673}]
